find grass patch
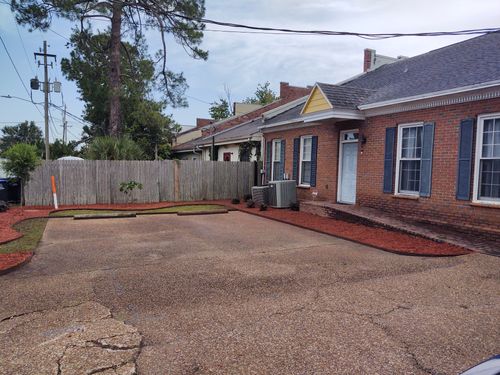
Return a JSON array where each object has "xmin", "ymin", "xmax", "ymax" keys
[
  {"xmin": 49, "ymin": 204, "xmax": 227, "ymax": 217},
  {"xmin": 0, "ymin": 218, "xmax": 48, "ymax": 254},
  {"xmin": 144, "ymin": 204, "xmax": 226, "ymax": 213},
  {"xmin": 50, "ymin": 209, "xmax": 130, "ymax": 217}
]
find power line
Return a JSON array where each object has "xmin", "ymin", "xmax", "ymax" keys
[
  {"xmin": 172, "ymin": 13, "xmax": 500, "ymax": 39},
  {"xmin": 48, "ymin": 93, "xmax": 60, "ymax": 138},
  {"xmin": 186, "ymin": 94, "xmax": 211, "ymax": 105},
  {"xmin": 13, "ymin": 16, "xmax": 36, "ymax": 75},
  {"xmin": 0, "ymin": 34, "xmax": 34, "ymax": 98},
  {"xmin": 0, "ymin": 34, "xmax": 45, "ymax": 119},
  {"xmin": 48, "ymin": 28, "xmax": 70, "ymax": 41},
  {"xmin": 3, "ymin": 1, "xmax": 496, "ymax": 39}
]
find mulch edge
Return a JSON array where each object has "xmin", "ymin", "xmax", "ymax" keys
[
  {"xmin": 177, "ymin": 209, "xmax": 228, "ymax": 216},
  {"xmin": 230, "ymin": 205, "xmax": 472, "ymax": 257},
  {"xmin": 0, "ymin": 252, "xmax": 34, "ymax": 275}
]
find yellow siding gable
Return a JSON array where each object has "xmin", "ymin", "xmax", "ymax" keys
[{"xmin": 302, "ymin": 86, "xmax": 332, "ymax": 114}]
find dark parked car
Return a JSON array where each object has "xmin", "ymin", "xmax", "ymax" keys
[{"xmin": 0, "ymin": 178, "xmax": 21, "ymax": 204}]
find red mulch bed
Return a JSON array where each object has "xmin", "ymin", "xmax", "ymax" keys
[
  {"xmin": 0, "ymin": 251, "xmax": 33, "ymax": 274},
  {"xmin": 0, "ymin": 200, "xmax": 471, "ymax": 274},
  {"xmin": 229, "ymin": 204, "xmax": 472, "ymax": 257}
]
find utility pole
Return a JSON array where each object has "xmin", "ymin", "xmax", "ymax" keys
[
  {"xmin": 34, "ymin": 41, "xmax": 56, "ymax": 160},
  {"xmin": 62, "ymin": 104, "xmax": 67, "ymax": 145}
]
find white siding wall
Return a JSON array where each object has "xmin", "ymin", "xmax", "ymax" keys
[
  {"xmin": 201, "ymin": 142, "xmax": 261, "ymax": 161},
  {"xmin": 218, "ymin": 144, "xmax": 240, "ymax": 161}
]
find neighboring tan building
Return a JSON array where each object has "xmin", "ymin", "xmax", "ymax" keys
[{"xmin": 172, "ymin": 82, "xmax": 311, "ymax": 162}]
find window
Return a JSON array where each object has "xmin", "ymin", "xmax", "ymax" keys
[
  {"xmin": 223, "ymin": 152, "xmax": 231, "ymax": 162},
  {"xmin": 272, "ymin": 139, "xmax": 282, "ymax": 180},
  {"xmin": 395, "ymin": 123, "xmax": 423, "ymax": 195},
  {"xmin": 299, "ymin": 136, "xmax": 312, "ymax": 185},
  {"xmin": 474, "ymin": 113, "xmax": 500, "ymax": 203}
]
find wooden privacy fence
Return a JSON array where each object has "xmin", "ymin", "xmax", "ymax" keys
[{"xmin": 25, "ymin": 160, "xmax": 256, "ymax": 206}]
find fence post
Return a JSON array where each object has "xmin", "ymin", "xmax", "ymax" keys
[{"xmin": 174, "ymin": 160, "xmax": 180, "ymax": 201}]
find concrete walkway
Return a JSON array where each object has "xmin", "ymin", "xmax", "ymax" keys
[
  {"xmin": 1, "ymin": 212, "xmax": 499, "ymax": 374},
  {"xmin": 302, "ymin": 201, "xmax": 500, "ymax": 256}
]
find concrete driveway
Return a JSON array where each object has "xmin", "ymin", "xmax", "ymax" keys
[{"xmin": 0, "ymin": 212, "xmax": 499, "ymax": 374}]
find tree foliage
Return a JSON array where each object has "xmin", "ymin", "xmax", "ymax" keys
[
  {"xmin": 50, "ymin": 139, "xmax": 80, "ymax": 159},
  {"xmin": 85, "ymin": 136, "xmax": 143, "ymax": 160},
  {"xmin": 11, "ymin": 0, "xmax": 208, "ymax": 135},
  {"xmin": 0, "ymin": 121, "xmax": 43, "ymax": 156},
  {"xmin": 209, "ymin": 98, "xmax": 231, "ymax": 121},
  {"xmin": 244, "ymin": 81, "xmax": 278, "ymax": 105},
  {"xmin": 2, "ymin": 143, "xmax": 40, "ymax": 205},
  {"xmin": 60, "ymin": 31, "xmax": 181, "ymax": 158}
]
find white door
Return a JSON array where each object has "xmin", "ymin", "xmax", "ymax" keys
[{"xmin": 338, "ymin": 130, "xmax": 359, "ymax": 204}]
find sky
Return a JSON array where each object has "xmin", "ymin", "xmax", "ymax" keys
[{"xmin": 0, "ymin": 0, "xmax": 498, "ymax": 141}]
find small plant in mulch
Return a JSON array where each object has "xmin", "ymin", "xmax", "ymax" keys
[
  {"xmin": 290, "ymin": 202, "xmax": 300, "ymax": 211},
  {"xmin": 243, "ymin": 194, "xmax": 252, "ymax": 202},
  {"xmin": 119, "ymin": 180, "xmax": 143, "ymax": 203},
  {"xmin": 246, "ymin": 199, "xmax": 255, "ymax": 208},
  {"xmin": 259, "ymin": 203, "xmax": 267, "ymax": 211},
  {"xmin": 231, "ymin": 198, "xmax": 240, "ymax": 204}
]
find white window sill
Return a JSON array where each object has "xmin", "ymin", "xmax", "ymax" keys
[
  {"xmin": 470, "ymin": 201, "xmax": 500, "ymax": 209},
  {"xmin": 392, "ymin": 193, "xmax": 419, "ymax": 200},
  {"xmin": 298, "ymin": 184, "xmax": 311, "ymax": 189}
]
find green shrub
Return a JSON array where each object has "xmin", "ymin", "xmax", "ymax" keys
[
  {"xmin": 119, "ymin": 180, "xmax": 143, "ymax": 202},
  {"xmin": 85, "ymin": 136, "xmax": 143, "ymax": 160},
  {"xmin": 2, "ymin": 143, "xmax": 40, "ymax": 205}
]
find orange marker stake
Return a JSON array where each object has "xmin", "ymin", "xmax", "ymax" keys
[{"xmin": 51, "ymin": 175, "xmax": 58, "ymax": 209}]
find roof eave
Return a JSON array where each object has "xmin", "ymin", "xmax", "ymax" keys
[
  {"xmin": 358, "ymin": 79, "xmax": 500, "ymax": 110},
  {"xmin": 303, "ymin": 108, "xmax": 365, "ymax": 122}
]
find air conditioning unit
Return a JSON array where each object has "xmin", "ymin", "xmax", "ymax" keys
[
  {"xmin": 252, "ymin": 186, "xmax": 269, "ymax": 205},
  {"xmin": 268, "ymin": 180, "xmax": 297, "ymax": 208}
]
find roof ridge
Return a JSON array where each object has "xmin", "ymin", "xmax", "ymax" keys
[
  {"xmin": 358, "ymin": 31, "xmax": 500, "ymax": 76},
  {"xmin": 317, "ymin": 82, "xmax": 378, "ymax": 91}
]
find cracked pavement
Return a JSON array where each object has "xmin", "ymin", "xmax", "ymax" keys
[{"xmin": 0, "ymin": 212, "xmax": 499, "ymax": 374}]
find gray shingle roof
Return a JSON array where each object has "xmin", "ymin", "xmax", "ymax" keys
[
  {"xmin": 264, "ymin": 102, "xmax": 305, "ymax": 125},
  {"xmin": 317, "ymin": 83, "xmax": 376, "ymax": 109},
  {"xmin": 343, "ymin": 31, "xmax": 500, "ymax": 105},
  {"xmin": 198, "ymin": 118, "xmax": 263, "ymax": 145},
  {"xmin": 171, "ymin": 136, "xmax": 204, "ymax": 152}
]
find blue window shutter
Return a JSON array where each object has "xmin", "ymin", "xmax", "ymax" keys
[
  {"xmin": 292, "ymin": 138, "xmax": 300, "ymax": 184},
  {"xmin": 419, "ymin": 122, "xmax": 435, "ymax": 197},
  {"xmin": 311, "ymin": 136, "xmax": 318, "ymax": 187},
  {"xmin": 456, "ymin": 118, "xmax": 474, "ymax": 200},
  {"xmin": 279, "ymin": 139, "xmax": 286, "ymax": 180},
  {"xmin": 383, "ymin": 127, "xmax": 396, "ymax": 193},
  {"xmin": 265, "ymin": 141, "xmax": 272, "ymax": 183}
]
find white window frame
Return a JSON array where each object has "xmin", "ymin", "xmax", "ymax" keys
[
  {"xmin": 271, "ymin": 139, "xmax": 282, "ymax": 181},
  {"xmin": 298, "ymin": 135, "xmax": 312, "ymax": 187},
  {"xmin": 473, "ymin": 112, "xmax": 500, "ymax": 205},
  {"xmin": 394, "ymin": 122, "xmax": 424, "ymax": 196}
]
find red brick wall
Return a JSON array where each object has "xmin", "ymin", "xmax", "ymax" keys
[
  {"xmin": 264, "ymin": 98, "xmax": 500, "ymax": 231},
  {"xmin": 264, "ymin": 120, "xmax": 361, "ymax": 202},
  {"xmin": 357, "ymin": 97, "xmax": 500, "ymax": 231}
]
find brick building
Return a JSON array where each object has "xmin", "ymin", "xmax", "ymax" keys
[
  {"xmin": 172, "ymin": 82, "xmax": 310, "ymax": 161},
  {"xmin": 260, "ymin": 32, "xmax": 500, "ymax": 232}
]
